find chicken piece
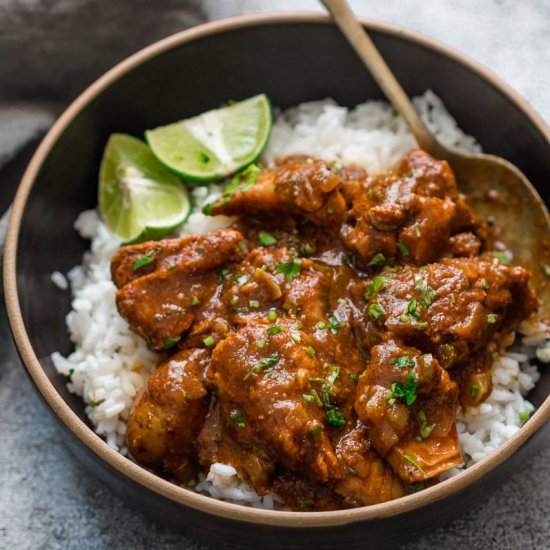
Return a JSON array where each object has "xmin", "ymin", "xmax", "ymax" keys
[
  {"xmin": 340, "ymin": 150, "xmax": 482, "ymax": 266},
  {"xmin": 126, "ymin": 348, "xmax": 209, "ymax": 480},
  {"xmin": 197, "ymin": 402, "xmax": 276, "ymax": 495},
  {"xmin": 211, "ymin": 320, "xmax": 342, "ymax": 485},
  {"xmin": 114, "ymin": 229, "xmax": 243, "ymax": 350},
  {"xmin": 112, "ymin": 228, "xmax": 244, "ymax": 288},
  {"xmin": 207, "ymin": 156, "xmax": 346, "ymax": 229},
  {"xmin": 357, "ymin": 256, "xmax": 537, "ymax": 360},
  {"xmin": 354, "ymin": 338, "xmax": 462, "ymax": 484},
  {"xmin": 334, "ymin": 424, "xmax": 404, "ymax": 506}
]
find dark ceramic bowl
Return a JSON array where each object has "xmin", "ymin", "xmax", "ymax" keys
[{"xmin": 4, "ymin": 13, "xmax": 550, "ymax": 550}]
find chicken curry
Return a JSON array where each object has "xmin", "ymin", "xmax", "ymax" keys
[{"xmin": 111, "ymin": 150, "xmax": 537, "ymax": 510}]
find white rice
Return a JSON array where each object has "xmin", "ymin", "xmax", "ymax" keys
[{"xmin": 51, "ymin": 91, "xmax": 548, "ymax": 506}]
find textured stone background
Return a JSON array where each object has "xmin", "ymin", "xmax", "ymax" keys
[{"xmin": 1, "ymin": 1, "xmax": 549, "ymax": 549}]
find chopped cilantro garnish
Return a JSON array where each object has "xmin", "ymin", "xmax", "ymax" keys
[
  {"xmin": 387, "ymin": 372, "xmax": 418, "ymax": 406},
  {"xmin": 449, "ymin": 294, "xmax": 456, "ymax": 304},
  {"xmin": 276, "ymin": 259, "xmax": 302, "ymax": 280},
  {"xmin": 364, "ymin": 276, "xmax": 386, "ymax": 299},
  {"xmin": 389, "ymin": 355, "xmax": 415, "ymax": 369},
  {"xmin": 258, "ymin": 231, "xmax": 277, "ymax": 246},
  {"xmin": 132, "ymin": 248, "xmax": 162, "ymax": 271},
  {"xmin": 470, "ymin": 384, "xmax": 479, "ymax": 398},
  {"xmin": 343, "ymin": 251, "xmax": 356, "ymax": 268},
  {"xmin": 228, "ymin": 409, "xmax": 246, "ymax": 428},
  {"xmin": 351, "ymin": 374, "xmax": 359, "ymax": 383},
  {"xmin": 267, "ymin": 309, "xmax": 277, "ymax": 322},
  {"xmin": 243, "ymin": 352, "xmax": 280, "ymax": 380},
  {"xmin": 256, "ymin": 338, "xmax": 266, "ymax": 349},
  {"xmin": 399, "ymin": 314, "xmax": 410, "ymax": 323},
  {"xmin": 249, "ymin": 300, "xmax": 260, "ymax": 309},
  {"xmin": 309, "ymin": 423, "xmax": 322, "ymax": 437},
  {"xmin": 316, "ymin": 321, "xmax": 327, "ymax": 330},
  {"xmin": 368, "ymin": 252, "xmax": 387, "ymax": 268},
  {"xmin": 487, "ymin": 313, "xmax": 498, "ymax": 324},
  {"xmin": 414, "ymin": 275, "xmax": 436, "ymax": 306},
  {"xmin": 190, "ymin": 296, "xmax": 200, "ymax": 306},
  {"xmin": 203, "ymin": 336, "xmax": 215, "ymax": 347},
  {"xmin": 541, "ymin": 263, "xmax": 550, "ymax": 279},
  {"xmin": 216, "ymin": 164, "xmax": 260, "ymax": 208},
  {"xmin": 407, "ymin": 299, "xmax": 420, "ymax": 319},
  {"xmin": 305, "ymin": 345, "xmax": 316, "ymax": 357},
  {"xmin": 519, "ymin": 412, "xmax": 529, "ymax": 422},
  {"xmin": 266, "ymin": 325, "xmax": 283, "ymax": 335},
  {"xmin": 303, "ymin": 393, "xmax": 315, "ymax": 403},
  {"xmin": 492, "ymin": 250, "xmax": 511, "ymax": 265},
  {"xmin": 163, "ymin": 336, "xmax": 180, "ymax": 349},
  {"xmin": 403, "ymin": 454, "xmax": 425, "ymax": 473},
  {"xmin": 368, "ymin": 303, "xmax": 386, "ymax": 320},
  {"xmin": 326, "ymin": 407, "xmax": 346, "ymax": 427},
  {"xmin": 481, "ymin": 279, "xmax": 490, "ymax": 290},
  {"xmin": 310, "ymin": 389, "xmax": 323, "ymax": 407},
  {"xmin": 290, "ymin": 332, "xmax": 302, "ymax": 343},
  {"xmin": 397, "ymin": 239, "xmax": 410, "ymax": 257},
  {"xmin": 327, "ymin": 312, "xmax": 346, "ymax": 334},
  {"xmin": 414, "ymin": 224, "xmax": 422, "ymax": 238}
]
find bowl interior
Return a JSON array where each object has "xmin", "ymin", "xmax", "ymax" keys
[{"xmin": 13, "ymin": 16, "xmax": 550, "ymax": 505}]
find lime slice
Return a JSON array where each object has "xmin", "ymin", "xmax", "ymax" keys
[
  {"xmin": 99, "ymin": 134, "xmax": 191, "ymax": 241},
  {"xmin": 145, "ymin": 94, "xmax": 272, "ymax": 182}
]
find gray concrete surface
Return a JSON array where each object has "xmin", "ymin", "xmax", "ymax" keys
[{"xmin": 1, "ymin": 1, "xmax": 550, "ymax": 549}]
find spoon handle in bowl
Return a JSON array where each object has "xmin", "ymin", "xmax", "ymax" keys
[{"xmin": 320, "ymin": 0, "xmax": 447, "ymax": 158}]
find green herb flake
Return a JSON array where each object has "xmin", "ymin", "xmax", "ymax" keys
[
  {"xmin": 399, "ymin": 314, "xmax": 410, "ymax": 324},
  {"xmin": 290, "ymin": 332, "xmax": 302, "ymax": 343},
  {"xmin": 266, "ymin": 325, "xmax": 283, "ymax": 335},
  {"xmin": 249, "ymin": 299, "xmax": 260, "ymax": 309},
  {"xmin": 243, "ymin": 352, "xmax": 281, "ymax": 381},
  {"xmin": 303, "ymin": 393, "xmax": 315, "ymax": 403},
  {"xmin": 343, "ymin": 251, "xmax": 356, "ymax": 268},
  {"xmin": 397, "ymin": 239, "xmax": 411, "ymax": 257},
  {"xmin": 492, "ymin": 250, "xmax": 511, "ymax": 265},
  {"xmin": 414, "ymin": 224, "xmax": 422, "ymax": 238},
  {"xmin": 387, "ymin": 372, "xmax": 418, "ymax": 406},
  {"xmin": 414, "ymin": 275, "xmax": 436, "ymax": 306},
  {"xmin": 449, "ymin": 293, "xmax": 456, "ymax": 304},
  {"xmin": 470, "ymin": 384, "xmax": 480, "ymax": 398},
  {"xmin": 519, "ymin": 412, "xmax": 529, "ymax": 422},
  {"xmin": 167, "ymin": 263, "xmax": 176, "ymax": 270},
  {"xmin": 132, "ymin": 251, "xmax": 156, "ymax": 271},
  {"xmin": 347, "ymin": 467, "xmax": 357, "ymax": 475},
  {"xmin": 310, "ymin": 389, "xmax": 323, "ymax": 407},
  {"xmin": 68, "ymin": 368, "xmax": 75, "ymax": 377},
  {"xmin": 276, "ymin": 259, "xmax": 302, "ymax": 280},
  {"xmin": 305, "ymin": 345, "xmax": 316, "ymax": 357},
  {"xmin": 389, "ymin": 355, "xmax": 415, "ymax": 369},
  {"xmin": 407, "ymin": 299, "xmax": 420, "ymax": 319},
  {"xmin": 316, "ymin": 321, "xmax": 327, "ymax": 330},
  {"xmin": 230, "ymin": 296, "xmax": 239, "ymax": 306},
  {"xmin": 327, "ymin": 312, "xmax": 346, "ymax": 334},
  {"xmin": 184, "ymin": 393, "xmax": 194, "ymax": 400},
  {"xmin": 365, "ymin": 276, "xmax": 387, "ymax": 299},
  {"xmin": 203, "ymin": 336, "xmax": 215, "ymax": 347},
  {"xmin": 190, "ymin": 296, "xmax": 200, "ymax": 306},
  {"xmin": 368, "ymin": 252, "xmax": 387, "ymax": 268},
  {"xmin": 368, "ymin": 303, "xmax": 386, "ymax": 320},
  {"xmin": 403, "ymin": 454, "xmax": 426, "ymax": 473},
  {"xmin": 487, "ymin": 313, "xmax": 498, "ymax": 324},
  {"xmin": 258, "ymin": 231, "xmax": 277, "ymax": 247},
  {"xmin": 309, "ymin": 423, "xmax": 322, "ymax": 437},
  {"xmin": 351, "ymin": 374, "xmax": 359, "ymax": 383},
  {"xmin": 267, "ymin": 309, "xmax": 277, "ymax": 322},
  {"xmin": 217, "ymin": 163, "xmax": 261, "ymax": 207},
  {"xmin": 163, "ymin": 336, "xmax": 180, "ymax": 349},
  {"xmin": 256, "ymin": 338, "xmax": 266, "ymax": 349},
  {"xmin": 228, "ymin": 409, "xmax": 246, "ymax": 428},
  {"xmin": 481, "ymin": 279, "xmax": 490, "ymax": 290},
  {"xmin": 541, "ymin": 263, "xmax": 550, "ymax": 279}
]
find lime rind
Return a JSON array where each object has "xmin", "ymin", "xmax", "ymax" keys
[
  {"xmin": 145, "ymin": 94, "xmax": 272, "ymax": 182},
  {"xmin": 99, "ymin": 133, "xmax": 190, "ymax": 241}
]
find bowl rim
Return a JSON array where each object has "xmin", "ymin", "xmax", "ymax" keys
[{"xmin": 4, "ymin": 11, "xmax": 550, "ymax": 528}]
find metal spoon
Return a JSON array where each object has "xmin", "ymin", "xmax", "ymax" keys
[{"xmin": 321, "ymin": 0, "xmax": 550, "ymax": 319}]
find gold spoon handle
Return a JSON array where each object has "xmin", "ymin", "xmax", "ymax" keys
[{"xmin": 320, "ymin": 0, "xmax": 447, "ymax": 158}]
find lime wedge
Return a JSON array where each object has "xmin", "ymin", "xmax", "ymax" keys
[
  {"xmin": 145, "ymin": 94, "xmax": 272, "ymax": 182},
  {"xmin": 99, "ymin": 134, "xmax": 191, "ymax": 241}
]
